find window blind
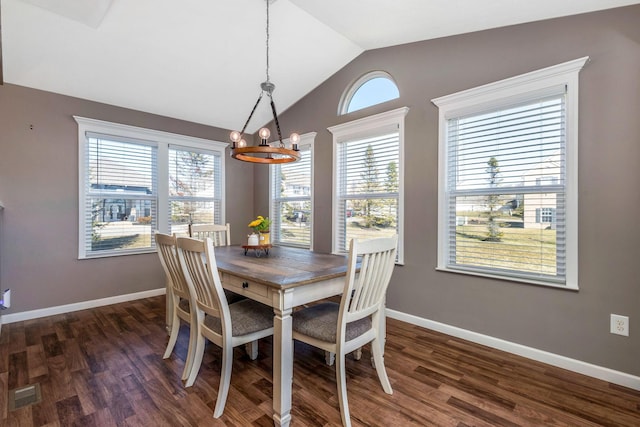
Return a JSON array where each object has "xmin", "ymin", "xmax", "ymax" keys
[
  {"xmin": 271, "ymin": 145, "xmax": 312, "ymax": 247},
  {"xmin": 445, "ymin": 93, "xmax": 567, "ymax": 283},
  {"xmin": 168, "ymin": 147, "xmax": 222, "ymax": 235},
  {"xmin": 336, "ymin": 131, "xmax": 399, "ymax": 253},
  {"xmin": 83, "ymin": 134, "xmax": 158, "ymax": 256}
]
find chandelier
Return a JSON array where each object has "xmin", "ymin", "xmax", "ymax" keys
[{"xmin": 229, "ymin": 0, "xmax": 300, "ymax": 164}]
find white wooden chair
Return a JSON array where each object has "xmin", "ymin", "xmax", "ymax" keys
[
  {"xmin": 292, "ymin": 235, "xmax": 398, "ymax": 427},
  {"xmin": 176, "ymin": 236, "xmax": 274, "ymax": 418},
  {"xmin": 189, "ymin": 223, "xmax": 231, "ymax": 246},
  {"xmin": 155, "ymin": 232, "xmax": 197, "ymax": 382},
  {"xmin": 188, "ymin": 222, "xmax": 246, "ymax": 306}
]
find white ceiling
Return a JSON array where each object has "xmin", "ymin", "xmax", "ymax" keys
[{"xmin": 2, "ymin": 0, "xmax": 639, "ymax": 133}]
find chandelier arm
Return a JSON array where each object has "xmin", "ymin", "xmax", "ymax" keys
[
  {"xmin": 269, "ymin": 97, "xmax": 285, "ymax": 147},
  {"xmin": 239, "ymin": 91, "xmax": 265, "ymax": 136}
]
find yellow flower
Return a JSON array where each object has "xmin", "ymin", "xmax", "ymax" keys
[{"xmin": 248, "ymin": 215, "xmax": 271, "ymax": 232}]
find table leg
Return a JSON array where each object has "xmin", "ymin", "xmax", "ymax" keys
[{"xmin": 273, "ymin": 290, "xmax": 294, "ymax": 427}]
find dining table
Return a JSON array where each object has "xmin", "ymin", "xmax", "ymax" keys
[{"xmin": 211, "ymin": 244, "xmax": 352, "ymax": 427}]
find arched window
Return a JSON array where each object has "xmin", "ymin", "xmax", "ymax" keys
[{"xmin": 339, "ymin": 71, "xmax": 399, "ymax": 115}]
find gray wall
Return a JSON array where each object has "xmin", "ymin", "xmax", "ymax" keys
[
  {"xmin": 0, "ymin": 83, "xmax": 254, "ymax": 313},
  {"xmin": 258, "ymin": 5, "xmax": 640, "ymax": 376}
]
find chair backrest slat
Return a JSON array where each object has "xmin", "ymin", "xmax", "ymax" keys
[
  {"xmin": 177, "ymin": 237, "xmax": 230, "ymax": 328},
  {"xmin": 155, "ymin": 232, "xmax": 190, "ymax": 299},
  {"xmin": 341, "ymin": 235, "xmax": 398, "ymax": 326},
  {"xmin": 189, "ymin": 223, "xmax": 231, "ymax": 246}
]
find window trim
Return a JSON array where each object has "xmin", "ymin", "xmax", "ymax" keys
[
  {"xmin": 338, "ymin": 70, "xmax": 400, "ymax": 115},
  {"xmin": 431, "ymin": 57, "xmax": 588, "ymax": 289},
  {"xmin": 329, "ymin": 106, "xmax": 409, "ymax": 264},
  {"xmin": 75, "ymin": 116, "xmax": 227, "ymax": 259},
  {"xmin": 269, "ymin": 132, "xmax": 316, "ymax": 249}
]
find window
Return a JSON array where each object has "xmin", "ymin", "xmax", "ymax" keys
[
  {"xmin": 432, "ymin": 57, "xmax": 588, "ymax": 289},
  {"xmin": 169, "ymin": 147, "xmax": 222, "ymax": 236},
  {"xmin": 76, "ymin": 117, "xmax": 226, "ymax": 258},
  {"xmin": 536, "ymin": 208, "xmax": 556, "ymax": 224},
  {"xmin": 329, "ymin": 107, "xmax": 408, "ymax": 263},
  {"xmin": 339, "ymin": 71, "xmax": 399, "ymax": 115},
  {"xmin": 270, "ymin": 133, "xmax": 316, "ymax": 248}
]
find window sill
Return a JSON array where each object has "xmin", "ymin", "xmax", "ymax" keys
[
  {"xmin": 80, "ymin": 248, "xmax": 157, "ymax": 260},
  {"xmin": 435, "ymin": 266, "xmax": 578, "ymax": 291}
]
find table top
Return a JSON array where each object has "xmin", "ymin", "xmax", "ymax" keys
[{"xmin": 212, "ymin": 245, "xmax": 350, "ymax": 289}]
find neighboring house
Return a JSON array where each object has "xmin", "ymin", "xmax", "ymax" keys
[
  {"xmin": 521, "ymin": 152, "xmax": 561, "ymax": 229},
  {"xmin": 91, "ymin": 184, "xmax": 152, "ymax": 222},
  {"xmin": 281, "ymin": 182, "xmax": 310, "ymax": 197}
]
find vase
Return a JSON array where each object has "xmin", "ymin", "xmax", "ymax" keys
[
  {"xmin": 259, "ymin": 231, "xmax": 270, "ymax": 245},
  {"xmin": 247, "ymin": 233, "xmax": 259, "ymax": 246}
]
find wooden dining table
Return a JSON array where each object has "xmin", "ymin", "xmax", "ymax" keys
[{"xmin": 212, "ymin": 245, "xmax": 351, "ymax": 427}]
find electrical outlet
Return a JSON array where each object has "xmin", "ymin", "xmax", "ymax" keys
[
  {"xmin": 0, "ymin": 289, "xmax": 10, "ymax": 309},
  {"xmin": 610, "ymin": 314, "xmax": 629, "ymax": 336}
]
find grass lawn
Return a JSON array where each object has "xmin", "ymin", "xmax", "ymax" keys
[
  {"xmin": 454, "ymin": 224, "xmax": 557, "ymax": 275},
  {"xmin": 92, "ymin": 222, "xmax": 152, "ymax": 251}
]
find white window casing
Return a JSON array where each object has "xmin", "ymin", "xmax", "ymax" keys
[
  {"xmin": 76, "ymin": 116, "xmax": 227, "ymax": 259},
  {"xmin": 431, "ymin": 57, "xmax": 588, "ymax": 289},
  {"xmin": 270, "ymin": 132, "xmax": 316, "ymax": 248},
  {"xmin": 329, "ymin": 107, "xmax": 409, "ymax": 264},
  {"xmin": 338, "ymin": 70, "xmax": 400, "ymax": 115}
]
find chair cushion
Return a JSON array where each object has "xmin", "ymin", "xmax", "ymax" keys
[
  {"xmin": 179, "ymin": 292, "xmax": 243, "ymax": 314},
  {"xmin": 178, "ymin": 298, "xmax": 190, "ymax": 312},
  {"xmin": 224, "ymin": 289, "xmax": 247, "ymax": 304},
  {"xmin": 204, "ymin": 299, "xmax": 273, "ymax": 337},
  {"xmin": 292, "ymin": 302, "xmax": 372, "ymax": 343}
]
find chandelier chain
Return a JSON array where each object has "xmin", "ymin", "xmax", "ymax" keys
[
  {"xmin": 269, "ymin": 96, "xmax": 285, "ymax": 146},
  {"xmin": 239, "ymin": 92, "xmax": 264, "ymax": 136},
  {"xmin": 265, "ymin": 0, "xmax": 270, "ymax": 83}
]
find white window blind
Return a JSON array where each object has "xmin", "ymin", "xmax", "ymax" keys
[
  {"xmin": 335, "ymin": 130, "xmax": 400, "ymax": 254},
  {"xmin": 83, "ymin": 133, "xmax": 158, "ymax": 257},
  {"xmin": 445, "ymin": 93, "xmax": 567, "ymax": 283},
  {"xmin": 330, "ymin": 107, "xmax": 408, "ymax": 263},
  {"xmin": 270, "ymin": 134, "xmax": 314, "ymax": 248},
  {"xmin": 168, "ymin": 147, "xmax": 222, "ymax": 236}
]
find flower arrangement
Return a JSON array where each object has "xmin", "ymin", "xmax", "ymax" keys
[{"xmin": 248, "ymin": 215, "xmax": 271, "ymax": 233}]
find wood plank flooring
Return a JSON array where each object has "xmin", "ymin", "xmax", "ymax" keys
[{"xmin": 1, "ymin": 295, "xmax": 639, "ymax": 426}]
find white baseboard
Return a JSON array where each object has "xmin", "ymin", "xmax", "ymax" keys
[
  {"xmin": 1, "ymin": 288, "xmax": 166, "ymax": 324},
  {"xmin": 386, "ymin": 309, "xmax": 640, "ymax": 391}
]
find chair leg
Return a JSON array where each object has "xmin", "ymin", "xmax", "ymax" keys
[
  {"xmin": 245, "ymin": 340, "xmax": 259, "ymax": 360},
  {"xmin": 163, "ymin": 310, "xmax": 180, "ymax": 359},
  {"xmin": 325, "ymin": 350, "xmax": 335, "ymax": 366},
  {"xmin": 213, "ymin": 345, "xmax": 234, "ymax": 418},
  {"xmin": 371, "ymin": 336, "xmax": 392, "ymax": 394},
  {"xmin": 335, "ymin": 350, "xmax": 352, "ymax": 427},
  {"xmin": 181, "ymin": 321, "xmax": 197, "ymax": 381},
  {"xmin": 353, "ymin": 347, "xmax": 362, "ymax": 361},
  {"xmin": 185, "ymin": 334, "xmax": 206, "ymax": 387}
]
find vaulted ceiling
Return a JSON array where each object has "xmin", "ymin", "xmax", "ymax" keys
[{"xmin": 2, "ymin": 0, "xmax": 639, "ymax": 133}]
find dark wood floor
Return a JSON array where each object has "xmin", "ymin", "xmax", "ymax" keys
[{"xmin": 1, "ymin": 296, "xmax": 639, "ymax": 426}]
